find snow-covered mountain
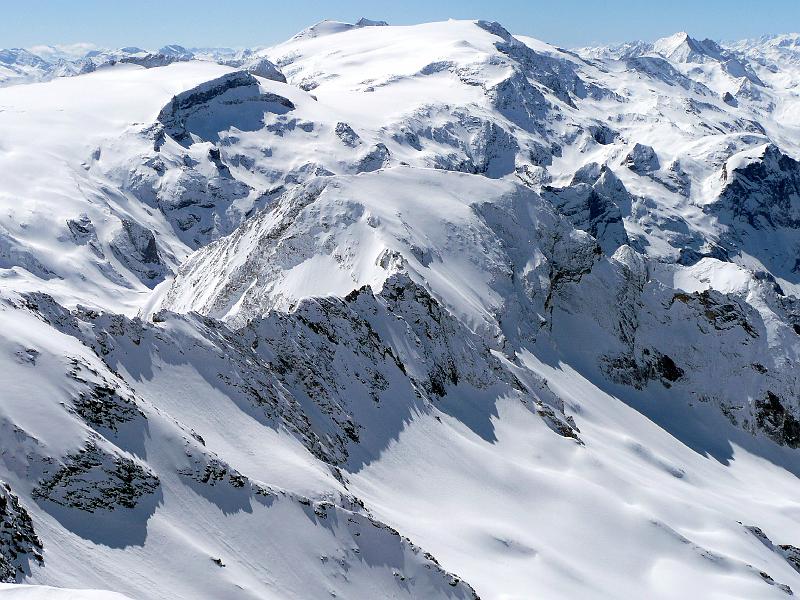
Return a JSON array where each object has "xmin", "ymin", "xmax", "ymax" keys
[{"xmin": 2, "ymin": 17, "xmax": 800, "ymax": 599}]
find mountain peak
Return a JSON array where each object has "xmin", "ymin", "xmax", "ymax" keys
[
  {"xmin": 157, "ymin": 44, "xmax": 192, "ymax": 58},
  {"xmin": 648, "ymin": 30, "xmax": 764, "ymax": 84},
  {"xmin": 653, "ymin": 31, "xmax": 708, "ymax": 61},
  {"xmin": 290, "ymin": 17, "xmax": 389, "ymax": 41},
  {"xmin": 355, "ymin": 18, "xmax": 388, "ymax": 27}
]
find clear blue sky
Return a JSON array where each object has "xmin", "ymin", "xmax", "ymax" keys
[{"xmin": 3, "ymin": 0, "xmax": 799, "ymax": 49}]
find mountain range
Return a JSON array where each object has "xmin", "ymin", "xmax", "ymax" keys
[{"xmin": 1, "ymin": 18, "xmax": 800, "ymax": 599}]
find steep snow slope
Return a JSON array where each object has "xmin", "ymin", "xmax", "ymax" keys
[
  {"xmin": 0, "ymin": 285, "xmax": 482, "ymax": 599},
  {"xmin": 161, "ymin": 168, "xmax": 595, "ymax": 341},
  {"xmin": 0, "ymin": 61, "xmax": 236, "ymax": 313},
  {"xmin": 3, "ymin": 17, "xmax": 800, "ymax": 600}
]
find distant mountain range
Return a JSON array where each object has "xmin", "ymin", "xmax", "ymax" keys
[{"xmin": 3, "ymin": 28, "xmax": 798, "ymax": 88}]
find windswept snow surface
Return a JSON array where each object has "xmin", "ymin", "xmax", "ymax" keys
[
  {"xmin": 0, "ymin": 584, "xmax": 134, "ymax": 599},
  {"xmin": 2, "ymin": 17, "xmax": 800, "ymax": 600}
]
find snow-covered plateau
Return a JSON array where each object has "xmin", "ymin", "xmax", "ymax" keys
[{"xmin": 1, "ymin": 17, "xmax": 800, "ymax": 599}]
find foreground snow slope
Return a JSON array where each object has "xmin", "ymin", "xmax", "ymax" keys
[
  {"xmin": 2, "ymin": 17, "xmax": 800, "ymax": 600},
  {"xmin": 0, "ymin": 583, "xmax": 134, "ymax": 599}
]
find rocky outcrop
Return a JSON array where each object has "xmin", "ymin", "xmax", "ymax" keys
[
  {"xmin": 478, "ymin": 20, "xmax": 588, "ymax": 107},
  {"xmin": 652, "ymin": 32, "xmax": 764, "ymax": 85},
  {"xmin": 708, "ymin": 144, "xmax": 800, "ymax": 279},
  {"xmin": 0, "ymin": 482, "xmax": 43, "ymax": 583},
  {"xmin": 542, "ymin": 163, "xmax": 630, "ymax": 254},
  {"xmin": 672, "ymin": 289, "xmax": 759, "ymax": 337},
  {"xmin": 178, "ymin": 452, "xmax": 249, "ymax": 490},
  {"xmin": 118, "ymin": 52, "xmax": 189, "ymax": 69},
  {"xmin": 33, "ymin": 444, "xmax": 160, "ymax": 512},
  {"xmin": 402, "ymin": 110, "xmax": 521, "ymax": 177},
  {"xmin": 715, "ymin": 144, "xmax": 800, "ymax": 230},
  {"xmin": 66, "ymin": 215, "xmax": 104, "ymax": 258},
  {"xmin": 356, "ymin": 143, "xmax": 390, "ymax": 172},
  {"xmin": 662, "ymin": 160, "xmax": 691, "ymax": 196},
  {"xmin": 307, "ymin": 495, "xmax": 481, "ymax": 599},
  {"xmin": 755, "ymin": 392, "xmax": 800, "ymax": 448},
  {"xmin": 624, "ymin": 143, "xmax": 660, "ymax": 174},
  {"xmin": 487, "ymin": 69, "xmax": 549, "ymax": 131},
  {"xmin": 602, "ymin": 348, "xmax": 685, "ymax": 390},
  {"xmin": 157, "ymin": 71, "xmax": 294, "ymax": 145},
  {"xmin": 246, "ymin": 272, "xmax": 578, "ymax": 466},
  {"xmin": 67, "ymin": 357, "xmax": 146, "ymax": 434},
  {"xmin": 746, "ymin": 525, "xmax": 800, "ymax": 583},
  {"xmin": 24, "ymin": 263, "xmax": 578, "ymax": 471},
  {"xmin": 334, "ymin": 122, "xmax": 361, "ymax": 147},
  {"xmin": 5, "ymin": 287, "xmax": 488, "ymax": 596},
  {"xmin": 109, "ymin": 218, "xmax": 168, "ymax": 286}
]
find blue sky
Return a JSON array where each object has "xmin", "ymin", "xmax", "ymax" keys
[{"xmin": 3, "ymin": 0, "xmax": 799, "ymax": 49}]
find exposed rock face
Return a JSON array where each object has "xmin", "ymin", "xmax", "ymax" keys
[
  {"xmin": 25, "ymin": 266, "xmax": 577, "ymax": 472},
  {"xmin": 478, "ymin": 20, "xmax": 586, "ymax": 107},
  {"xmin": 246, "ymin": 273, "xmax": 576, "ymax": 466},
  {"xmin": 708, "ymin": 144, "xmax": 800, "ymax": 279},
  {"xmin": 401, "ymin": 109, "xmax": 522, "ymax": 177},
  {"xmin": 33, "ymin": 444, "xmax": 160, "ymax": 512},
  {"xmin": 755, "ymin": 392, "xmax": 800, "ymax": 448},
  {"xmin": 782, "ymin": 545, "xmax": 800, "ymax": 574},
  {"xmin": 355, "ymin": 18, "xmax": 389, "ymax": 27},
  {"xmin": 305, "ymin": 498, "xmax": 481, "ymax": 600},
  {"xmin": 487, "ymin": 69, "xmax": 549, "ymax": 130},
  {"xmin": 716, "ymin": 144, "xmax": 800, "ymax": 230},
  {"xmin": 178, "ymin": 453, "xmax": 249, "ymax": 489},
  {"xmin": 118, "ymin": 52, "xmax": 189, "ymax": 69},
  {"xmin": 67, "ymin": 358, "xmax": 146, "ymax": 433},
  {"xmin": 663, "ymin": 160, "xmax": 691, "ymax": 196},
  {"xmin": 673, "ymin": 289, "xmax": 760, "ymax": 337},
  {"xmin": 745, "ymin": 525, "xmax": 800, "ymax": 588},
  {"xmin": 539, "ymin": 231, "xmax": 800, "ymax": 447},
  {"xmin": 624, "ymin": 143, "xmax": 660, "ymax": 174},
  {"xmin": 0, "ymin": 482, "xmax": 43, "ymax": 583},
  {"xmin": 587, "ymin": 123, "xmax": 620, "ymax": 145},
  {"xmin": 216, "ymin": 52, "xmax": 287, "ymax": 82},
  {"xmin": 131, "ymin": 155, "xmax": 254, "ymax": 249},
  {"xmin": 7, "ymin": 286, "xmax": 487, "ymax": 597},
  {"xmin": 157, "ymin": 71, "xmax": 294, "ymax": 145},
  {"xmin": 162, "ymin": 168, "xmax": 604, "ymax": 350},
  {"xmin": 334, "ymin": 122, "xmax": 361, "ymax": 147},
  {"xmin": 109, "ymin": 218, "xmax": 167, "ymax": 286},
  {"xmin": 66, "ymin": 215, "xmax": 103, "ymax": 257},
  {"xmin": 543, "ymin": 163, "xmax": 630, "ymax": 254},
  {"xmin": 356, "ymin": 142, "xmax": 390, "ymax": 172},
  {"xmin": 465, "ymin": 120, "xmax": 518, "ymax": 177}
]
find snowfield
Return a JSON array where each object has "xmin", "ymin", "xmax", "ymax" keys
[{"xmin": 1, "ymin": 18, "xmax": 800, "ymax": 600}]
